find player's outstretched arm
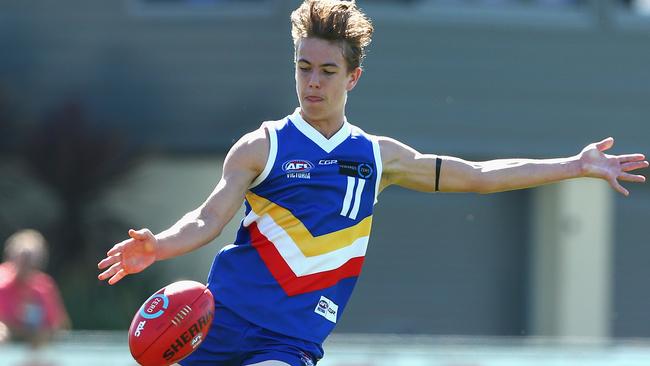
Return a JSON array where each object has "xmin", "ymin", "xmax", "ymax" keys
[
  {"xmin": 379, "ymin": 136, "xmax": 647, "ymax": 196},
  {"xmin": 97, "ymin": 128, "xmax": 269, "ymax": 285}
]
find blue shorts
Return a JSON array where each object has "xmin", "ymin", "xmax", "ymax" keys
[{"xmin": 179, "ymin": 301, "xmax": 323, "ymax": 366}]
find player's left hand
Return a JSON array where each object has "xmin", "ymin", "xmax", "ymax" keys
[{"xmin": 579, "ymin": 137, "xmax": 648, "ymax": 196}]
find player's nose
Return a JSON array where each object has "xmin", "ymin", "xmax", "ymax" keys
[{"xmin": 308, "ymin": 72, "xmax": 320, "ymax": 88}]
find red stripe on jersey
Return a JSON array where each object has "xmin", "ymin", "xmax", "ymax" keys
[{"xmin": 249, "ymin": 222, "xmax": 364, "ymax": 296}]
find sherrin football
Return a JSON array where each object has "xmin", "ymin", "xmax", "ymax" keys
[{"xmin": 128, "ymin": 280, "xmax": 215, "ymax": 366}]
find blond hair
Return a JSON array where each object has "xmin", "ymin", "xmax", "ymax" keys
[
  {"xmin": 291, "ymin": 0, "xmax": 374, "ymax": 71},
  {"xmin": 4, "ymin": 229, "xmax": 48, "ymax": 270}
]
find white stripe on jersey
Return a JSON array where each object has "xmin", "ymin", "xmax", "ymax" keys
[
  {"xmin": 348, "ymin": 178, "xmax": 366, "ymax": 220},
  {"xmin": 243, "ymin": 210, "xmax": 369, "ymax": 276},
  {"xmin": 340, "ymin": 177, "xmax": 356, "ymax": 217}
]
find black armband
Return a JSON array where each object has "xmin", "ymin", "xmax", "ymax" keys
[{"xmin": 435, "ymin": 157, "xmax": 442, "ymax": 192}]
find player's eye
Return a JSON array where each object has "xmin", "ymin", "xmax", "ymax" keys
[{"xmin": 323, "ymin": 70, "xmax": 336, "ymax": 75}]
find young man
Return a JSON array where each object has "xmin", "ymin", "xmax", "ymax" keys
[{"xmin": 98, "ymin": 1, "xmax": 647, "ymax": 365}]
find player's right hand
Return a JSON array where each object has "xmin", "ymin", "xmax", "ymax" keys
[{"xmin": 97, "ymin": 229, "xmax": 157, "ymax": 285}]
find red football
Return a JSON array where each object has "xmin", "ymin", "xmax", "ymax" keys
[{"xmin": 128, "ymin": 280, "xmax": 214, "ymax": 366}]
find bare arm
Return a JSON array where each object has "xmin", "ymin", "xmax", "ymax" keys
[
  {"xmin": 153, "ymin": 127, "xmax": 268, "ymax": 259},
  {"xmin": 98, "ymin": 127, "xmax": 269, "ymax": 284},
  {"xmin": 379, "ymin": 136, "xmax": 647, "ymax": 195}
]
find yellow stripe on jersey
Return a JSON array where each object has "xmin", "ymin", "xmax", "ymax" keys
[{"xmin": 246, "ymin": 192, "xmax": 372, "ymax": 257}]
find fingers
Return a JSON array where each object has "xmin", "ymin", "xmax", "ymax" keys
[
  {"xmin": 129, "ymin": 228, "xmax": 151, "ymax": 240},
  {"xmin": 129, "ymin": 228, "xmax": 141, "ymax": 239},
  {"xmin": 108, "ymin": 269, "xmax": 128, "ymax": 285},
  {"xmin": 98, "ymin": 261, "xmax": 122, "ymax": 281},
  {"xmin": 107, "ymin": 229, "xmax": 149, "ymax": 257},
  {"xmin": 107, "ymin": 240, "xmax": 129, "ymax": 257},
  {"xmin": 97, "ymin": 254, "xmax": 120, "ymax": 270},
  {"xmin": 617, "ymin": 154, "xmax": 646, "ymax": 164},
  {"xmin": 99, "ymin": 229, "xmax": 150, "ymax": 285},
  {"xmin": 618, "ymin": 173, "xmax": 646, "ymax": 183},
  {"xmin": 595, "ymin": 137, "xmax": 614, "ymax": 152},
  {"xmin": 608, "ymin": 177, "xmax": 629, "ymax": 196},
  {"xmin": 99, "ymin": 262, "xmax": 128, "ymax": 285},
  {"xmin": 621, "ymin": 160, "xmax": 649, "ymax": 172}
]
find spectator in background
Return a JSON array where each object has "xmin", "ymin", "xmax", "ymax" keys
[{"xmin": 0, "ymin": 229, "xmax": 70, "ymax": 348}]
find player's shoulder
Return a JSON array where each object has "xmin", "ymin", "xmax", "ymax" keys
[
  {"xmin": 225, "ymin": 119, "xmax": 286, "ymax": 172},
  {"xmin": 347, "ymin": 126, "xmax": 399, "ymax": 146},
  {"xmin": 374, "ymin": 135, "xmax": 404, "ymax": 146},
  {"xmin": 234, "ymin": 118, "xmax": 286, "ymax": 152},
  {"xmin": 373, "ymin": 135, "xmax": 426, "ymax": 180},
  {"xmin": 237, "ymin": 126, "xmax": 268, "ymax": 151},
  {"xmin": 226, "ymin": 127, "xmax": 268, "ymax": 170},
  {"xmin": 344, "ymin": 127, "xmax": 409, "ymax": 163},
  {"xmin": 375, "ymin": 135, "xmax": 412, "ymax": 160}
]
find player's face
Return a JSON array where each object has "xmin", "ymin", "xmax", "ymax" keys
[{"xmin": 295, "ymin": 37, "xmax": 361, "ymax": 125}]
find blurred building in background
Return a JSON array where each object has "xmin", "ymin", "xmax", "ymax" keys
[{"xmin": 0, "ymin": 0, "xmax": 648, "ymax": 342}]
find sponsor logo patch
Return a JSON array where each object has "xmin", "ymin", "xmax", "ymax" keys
[
  {"xmin": 314, "ymin": 296, "xmax": 338, "ymax": 323},
  {"xmin": 338, "ymin": 160, "xmax": 374, "ymax": 179},
  {"xmin": 318, "ymin": 159, "xmax": 338, "ymax": 165}
]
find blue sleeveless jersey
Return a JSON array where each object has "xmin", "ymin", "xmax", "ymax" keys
[{"xmin": 206, "ymin": 108, "xmax": 381, "ymax": 344}]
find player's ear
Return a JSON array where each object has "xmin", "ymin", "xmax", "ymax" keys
[{"xmin": 346, "ymin": 67, "xmax": 362, "ymax": 91}]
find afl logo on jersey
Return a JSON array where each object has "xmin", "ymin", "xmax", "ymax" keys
[
  {"xmin": 283, "ymin": 160, "xmax": 314, "ymax": 173},
  {"xmin": 283, "ymin": 160, "xmax": 313, "ymax": 179}
]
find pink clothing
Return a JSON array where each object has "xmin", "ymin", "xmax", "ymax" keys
[{"xmin": 0, "ymin": 262, "xmax": 67, "ymax": 331}]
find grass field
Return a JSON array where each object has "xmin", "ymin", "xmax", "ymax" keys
[{"xmin": 5, "ymin": 332, "xmax": 650, "ymax": 366}]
